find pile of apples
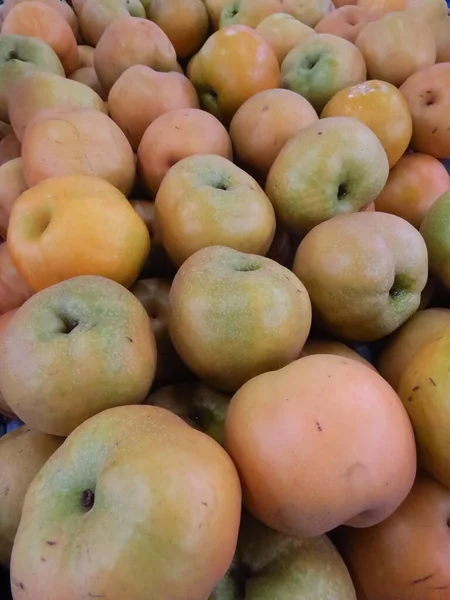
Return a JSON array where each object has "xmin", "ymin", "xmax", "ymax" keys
[{"xmin": 2, "ymin": 0, "xmax": 450, "ymax": 597}]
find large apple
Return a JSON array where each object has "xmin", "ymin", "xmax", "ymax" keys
[
  {"xmin": 10, "ymin": 405, "xmax": 242, "ymax": 600},
  {"xmin": 169, "ymin": 246, "xmax": 312, "ymax": 392},
  {"xmin": 155, "ymin": 154, "xmax": 276, "ymax": 266},
  {"xmin": 225, "ymin": 353, "xmax": 416, "ymax": 538},
  {"xmin": 335, "ymin": 473, "xmax": 450, "ymax": 600},
  {"xmin": 0, "ymin": 276, "xmax": 157, "ymax": 436},
  {"xmin": 146, "ymin": 382, "xmax": 231, "ymax": 446},
  {"xmin": 0, "ymin": 34, "xmax": 64, "ymax": 122},
  {"xmin": 293, "ymin": 211, "xmax": 428, "ymax": 341},
  {"xmin": 0, "ymin": 425, "xmax": 62, "ymax": 566},
  {"xmin": 265, "ymin": 117, "xmax": 389, "ymax": 236},
  {"xmin": 210, "ymin": 512, "xmax": 357, "ymax": 599},
  {"xmin": 280, "ymin": 34, "xmax": 367, "ymax": 112}
]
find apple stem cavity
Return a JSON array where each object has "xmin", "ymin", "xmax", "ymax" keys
[{"xmin": 80, "ymin": 489, "xmax": 95, "ymax": 511}]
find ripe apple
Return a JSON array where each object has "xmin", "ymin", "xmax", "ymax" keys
[
  {"xmin": 255, "ymin": 13, "xmax": 316, "ymax": 64},
  {"xmin": 220, "ymin": 0, "xmax": 283, "ymax": 28},
  {"xmin": 265, "ymin": 117, "xmax": 389, "ymax": 236},
  {"xmin": 8, "ymin": 71, "xmax": 107, "ymax": 142},
  {"xmin": 300, "ymin": 338, "xmax": 377, "ymax": 371},
  {"xmin": 3, "ymin": 0, "xmax": 79, "ymax": 37},
  {"xmin": 282, "ymin": 0, "xmax": 334, "ymax": 27},
  {"xmin": 211, "ymin": 512, "xmax": 357, "ymax": 599},
  {"xmin": 398, "ymin": 326, "xmax": 450, "ymax": 489},
  {"xmin": 336, "ymin": 473, "xmax": 450, "ymax": 600},
  {"xmin": 225, "ymin": 354, "xmax": 417, "ymax": 538},
  {"xmin": 10, "ymin": 405, "xmax": 242, "ymax": 600},
  {"xmin": 420, "ymin": 191, "xmax": 450, "ymax": 290},
  {"xmin": 130, "ymin": 278, "xmax": 191, "ymax": 386},
  {"xmin": 435, "ymin": 16, "xmax": 450, "ymax": 62},
  {"xmin": 0, "ymin": 242, "xmax": 32, "ymax": 314},
  {"xmin": 155, "ymin": 154, "xmax": 276, "ymax": 266},
  {"xmin": 378, "ymin": 308, "xmax": 450, "ymax": 391},
  {"xmin": 68, "ymin": 67, "xmax": 106, "ymax": 100},
  {"xmin": 146, "ymin": 382, "xmax": 231, "ymax": 446},
  {"xmin": 0, "ymin": 308, "xmax": 18, "ymax": 419},
  {"xmin": 0, "ymin": 425, "xmax": 63, "ymax": 566},
  {"xmin": 0, "ymin": 34, "xmax": 64, "ymax": 123},
  {"xmin": 315, "ymin": 6, "xmax": 376, "ymax": 43},
  {"xmin": 293, "ymin": 211, "xmax": 428, "ymax": 341},
  {"xmin": 0, "ymin": 159, "xmax": 27, "ymax": 237},
  {"xmin": 79, "ymin": 0, "xmax": 146, "ymax": 47},
  {"xmin": 169, "ymin": 246, "xmax": 312, "ymax": 392},
  {"xmin": 0, "ymin": 276, "xmax": 157, "ymax": 436},
  {"xmin": 280, "ymin": 33, "xmax": 367, "ymax": 112}
]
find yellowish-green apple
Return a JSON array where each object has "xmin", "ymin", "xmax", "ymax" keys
[
  {"xmin": 10, "ymin": 405, "xmax": 242, "ymax": 600},
  {"xmin": 0, "ymin": 425, "xmax": 63, "ymax": 566},
  {"xmin": 219, "ymin": 0, "xmax": 283, "ymax": 28},
  {"xmin": 265, "ymin": 117, "xmax": 389, "ymax": 236},
  {"xmin": 0, "ymin": 34, "xmax": 64, "ymax": 123},
  {"xmin": 420, "ymin": 191, "xmax": 450, "ymax": 291},
  {"xmin": 255, "ymin": 13, "xmax": 316, "ymax": 64},
  {"xmin": 293, "ymin": 211, "xmax": 428, "ymax": 341},
  {"xmin": 169, "ymin": 246, "xmax": 312, "ymax": 392},
  {"xmin": 0, "ymin": 275, "xmax": 157, "ymax": 436},
  {"xmin": 79, "ymin": 0, "xmax": 145, "ymax": 47}
]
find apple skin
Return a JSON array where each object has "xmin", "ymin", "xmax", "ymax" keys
[
  {"xmin": 265, "ymin": 117, "xmax": 389, "ymax": 236},
  {"xmin": 0, "ymin": 34, "xmax": 64, "ymax": 123},
  {"xmin": 169, "ymin": 246, "xmax": 312, "ymax": 392},
  {"xmin": 0, "ymin": 275, "xmax": 157, "ymax": 437},
  {"xmin": 420, "ymin": 191, "xmax": 450, "ymax": 291},
  {"xmin": 146, "ymin": 382, "xmax": 231, "ymax": 446},
  {"xmin": 335, "ymin": 473, "xmax": 450, "ymax": 600},
  {"xmin": 0, "ymin": 425, "xmax": 63, "ymax": 566},
  {"xmin": 10, "ymin": 405, "xmax": 242, "ymax": 600},
  {"xmin": 293, "ymin": 211, "xmax": 429, "ymax": 341},
  {"xmin": 210, "ymin": 512, "xmax": 357, "ymax": 600}
]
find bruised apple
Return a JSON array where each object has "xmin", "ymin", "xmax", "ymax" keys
[
  {"xmin": 169, "ymin": 246, "xmax": 312, "ymax": 392},
  {"xmin": 211, "ymin": 512, "xmax": 357, "ymax": 600},
  {"xmin": 187, "ymin": 25, "xmax": 280, "ymax": 124},
  {"xmin": 378, "ymin": 308, "xmax": 450, "ymax": 391},
  {"xmin": 7, "ymin": 175, "xmax": 150, "ymax": 291},
  {"xmin": 146, "ymin": 382, "xmax": 231, "ymax": 446},
  {"xmin": 293, "ymin": 212, "xmax": 428, "ymax": 341},
  {"xmin": 0, "ymin": 426, "xmax": 62, "ymax": 566},
  {"xmin": 155, "ymin": 154, "xmax": 276, "ymax": 266},
  {"xmin": 0, "ymin": 276, "xmax": 157, "ymax": 436},
  {"xmin": 130, "ymin": 278, "xmax": 190, "ymax": 386},
  {"xmin": 265, "ymin": 117, "xmax": 389, "ymax": 236},
  {"xmin": 226, "ymin": 354, "xmax": 416, "ymax": 538},
  {"xmin": 10, "ymin": 405, "xmax": 242, "ymax": 600},
  {"xmin": 336, "ymin": 474, "xmax": 450, "ymax": 600}
]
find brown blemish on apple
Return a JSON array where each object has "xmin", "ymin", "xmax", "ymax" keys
[
  {"xmin": 429, "ymin": 377, "xmax": 437, "ymax": 386},
  {"xmin": 46, "ymin": 540, "xmax": 57, "ymax": 546}
]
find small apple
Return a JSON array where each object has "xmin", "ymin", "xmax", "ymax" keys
[
  {"xmin": 265, "ymin": 117, "xmax": 389, "ymax": 236},
  {"xmin": 0, "ymin": 275, "xmax": 157, "ymax": 436},
  {"xmin": 0, "ymin": 34, "xmax": 64, "ymax": 123},
  {"xmin": 280, "ymin": 33, "xmax": 367, "ymax": 112},
  {"xmin": 0, "ymin": 425, "xmax": 63, "ymax": 566},
  {"xmin": 169, "ymin": 246, "xmax": 312, "ymax": 392},
  {"xmin": 335, "ymin": 473, "xmax": 450, "ymax": 600},
  {"xmin": 211, "ymin": 512, "xmax": 357, "ymax": 599},
  {"xmin": 293, "ymin": 211, "xmax": 428, "ymax": 341},
  {"xmin": 10, "ymin": 405, "xmax": 242, "ymax": 600},
  {"xmin": 146, "ymin": 382, "xmax": 231, "ymax": 446}
]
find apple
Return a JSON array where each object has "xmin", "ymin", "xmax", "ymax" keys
[
  {"xmin": 79, "ymin": 0, "xmax": 146, "ymax": 47},
  {"xmin": 68, "ymin": 67, "xmax": 106, "ymax": 100},
  {"xmin": 0, "ymin": 34, "xmax": 64, "ymax": 123},
  {"xmin": 155, "ymin": 154, "xmax": 276, "ymax": 266},
  {"xmin": 130, "ymin": 278, "xmax": 191, "ymax": 386},
  {"xmin": 169, "ymin": 246, "xmax": 312, "ymax": 392},
  {"xmin": 0, "ymin": 242, "xmax": 32, "ymax": 315},
  {"xmin": 420, "ymin": 192, "xmax": 450, "ymax": 290},
  {"xmin": 0, "ymin": 425, "xmax": 63, "ymax": 566},
  {"xmin": 219, "ymin": 0, "xmax": 283, "ymax": 28},
  {"xmin": 8, "ymin": 71, "xmax": 107, "ymax": 142},
  {"xmin": 265, "ymin": 117, "xmax": 389, "ymax": 236},
  {"xmin": 10, "ymin": 405, "xmax": 242, "ymax": 600},
  {"xmin": 210, "ymin": 512, "xmax": 357, "ymax": 599},
  {"xmin": 225, "ymin": 353, "xmax": 417, "ymax": 538},
  {"xmin": 300, "ymin": 338, "xmax": 377, "ymax": 371},
  {"xmin": 0, "ymin": 308, "xmax": 18, "ymax": 420},
  {"xmin": 282, "ymin": 0, "xmax": 334, "ymax": 27},
  {"xmin": 255, "ymin": 13, "xmax": 316, "ymax": 64},
  {"xmin": 146, "ymin": 382, "xmax": 231, "ymax": 446},
  {"xmin": 0, "ymin": 275, "xmax": 157, "ymax": 436},
  {"xmin": 0, "ymin": 158, "xmax": 26, "ymax": 238},
  {"xmin": 293, "ymin": 211, "xmax": 429, "ymax": 341},
  {"xmin": 335, "ymin": 473, "xmax": 450, "ymax": 600},
  {"xmin": 280, "ymin": 33, "xmax": 367, "ymax": 112}
]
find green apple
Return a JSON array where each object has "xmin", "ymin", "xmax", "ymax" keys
[
  {"xmin": 146, "ymin": 382, "xmax": 231, "ymax": 446},
  {"xmin": 280, "ymin": 33, "xmax": 367, "ymax": 112},
  {"xmin": 0, "ymin": 34, "xmax": 64, "ymax": 123},
  {"xmin": 0, "ymin": 426, "xmax": 63, "ymax": 566},
  {"xmin": 10, "ymin": 405, "xmax": 242, "ymax": 600},
  {"xmin": 210, "ymin": 512, "xmax": 357, "ymax": 599},
  {"xmin": 420, "ymin": 191, "xmax": 450, "ymax": 291},
  {"xmin": 0, "ymin": 275, "xmax": 157, "ymax": 437},
  {"xmin": 265, "ymin": 117, "xmax": 389, "ymax": 236}
]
